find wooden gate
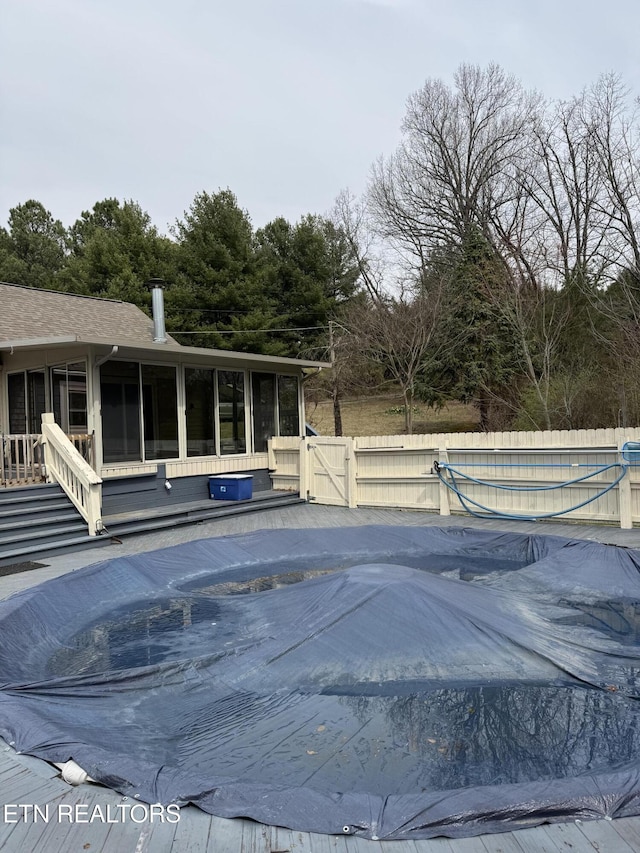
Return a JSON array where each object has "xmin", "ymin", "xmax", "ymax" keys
[{"xmin": 303, "ymin": 437, "xmax": 356, "ymax": 507}]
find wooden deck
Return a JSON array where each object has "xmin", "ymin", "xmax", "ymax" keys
[{"xmin": 1, "ymin": 504, "xmax": 640, "ymax": 852}]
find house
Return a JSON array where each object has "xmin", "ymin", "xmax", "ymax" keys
[{"xmin": 0, "ymin": 281, "xmax": 327, "ymax": 556}]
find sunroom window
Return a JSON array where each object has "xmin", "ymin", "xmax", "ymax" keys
[
  {"xmin": 141, "ymin": 365, "xmax": 179, "ymax": 460},
  {"xmin": 51, "ymin": 361, "xmax": 87, "ymax": 433},
  {"xmin": 185, "ymin": 368, "xmax": 216, "ymax": 457},
  {"xmin": 218, "ymin": 370, "xmax": 246, "ymax": 455}
]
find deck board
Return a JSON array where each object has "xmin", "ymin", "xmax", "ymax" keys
[
  {"xmin": 1, "ymin": 504, "xmax": 639, "ymax": 852},
  {"xmin": 170, "ymin": 805, "xmax": 213, "ymax": 852},
  {"xmin": 478, "ymin": 832, "xmax": 527, "ymax": 852},
  {"xmin": 13, "ymin": 787, "xmax": 91, "ymax": 853},
  {"xmin": 611, "ymin": 816, "xmax": 640, "ymax": 849},
  {"xmin": 501, "ymin": 826, "xmax": 560, "ymax": 853},
  {"xmin": 6, "ymin": 751, "xmax": 59, "ymax": 780},
  {"xmin": 0, "ymin": 768, "xmax": 65, "ymax": 803},
  {"xmin": 534, "ymin": 822, "xmax": 590, "ymax": 852},
  {"xmin": 575, "ymin": 816, "xmax": 637, "ymax": 851}
]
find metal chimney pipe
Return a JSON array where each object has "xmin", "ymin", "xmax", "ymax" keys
[{"xmin": 147, "ymin": 278, "xmax": 167, "ymax": 344}]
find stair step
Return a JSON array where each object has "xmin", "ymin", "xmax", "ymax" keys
[
  {"xmin": 105, "ymin": 495, "xmax": 303, "ymax": 538},
  {"xmin": 0, "ymin": 502, "xmax": 78, "ymax": 522},
  {"xmin": 0, "ymin": 484, "xmax": 63, "ymax": 502},
  {"xmin": 0, "ymin": 522, "xmax": 87, "ymax": 548},
  {"xmin": 0, "ymin": 534, "xmax": 108, "ymax": 566},
  {"xmin": 0, "ymin": 490, "xmax": 303, "ymax": 565},
  {"xmin": 104, "ymin": 490, "xmax": 297, "ymax": 526}
]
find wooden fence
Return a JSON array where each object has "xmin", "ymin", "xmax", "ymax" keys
[{"xmin": 269, "ymin": 428, "xmax": 640, "ymax": 529}]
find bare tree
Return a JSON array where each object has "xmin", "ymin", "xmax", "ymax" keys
[
  {"xmin": 480, "ymin": 283, "xmax": 579, "ymax": 430},
  {"xmin": 332, "ymin": 188, "xmax": 393, "ymax": 301},
  {"xmin": 588, "ymin": 74, "xmax": 640, "ymax": 281},
  {"xmin": 339, "ymin": 287, "xmax": 447, "ymax": 435},
  {"xmin": 368, "ymin": 64, "xmax": 542, "ymax": 283},
  {"xmin": 344, "ymin": 66, "xmax": 640, "ymax": 430}
]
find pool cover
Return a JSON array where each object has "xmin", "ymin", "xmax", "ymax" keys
[{"xmin": 2, "ymin": 525, "xmax": 640, "ymax": 839}]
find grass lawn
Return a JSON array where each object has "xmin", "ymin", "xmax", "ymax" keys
[{"xmin": 305, "ymin": 393, "xmax": 480, "ymax": 437}]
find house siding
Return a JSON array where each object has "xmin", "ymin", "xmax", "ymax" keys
[{"xmin": 101, "ymin": 465, "xmax": 273, "ymax": 515}]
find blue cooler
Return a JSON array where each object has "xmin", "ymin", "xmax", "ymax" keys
[{"xmin": 208, "ymin": 474, "xmax": 253, "ymax": 501}]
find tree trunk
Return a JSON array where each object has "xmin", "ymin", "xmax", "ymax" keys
[
  {"xmin": 328, "ymin": 320, "xmax": 343, "ymax": 436},
  {"xmin": 478, "ymin": 394, "xmax": 489, "ymax": 432},
  {"xmin": 403, "ymin": 390, "xmax": 414, "ymax": 435},
  {"xmin": 332, "ymin": 384, "xmax": 343, "ymax": 436}
]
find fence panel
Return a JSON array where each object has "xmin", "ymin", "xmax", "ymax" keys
[{"xmin": 270, "ymin": 428, "xmax": 640, "ymax": 528}]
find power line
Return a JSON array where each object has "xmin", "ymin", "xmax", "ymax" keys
[
  {"xmin": 173, "ymin": 325, "xmax": 327, "ymax": 335},
  {"xmin": 169, "ymin": 308, "xmax": 330, "ymax": 316},
  {"xmin": 170, "ymin": 308, "xmax": 280, "ymax": 314}
]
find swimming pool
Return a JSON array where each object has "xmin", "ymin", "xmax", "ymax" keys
[{"xmin": 1, "ymin": 525, "xmax": 640, "ymax": 839}]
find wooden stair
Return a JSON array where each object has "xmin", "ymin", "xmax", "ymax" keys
[{"xmin": 0, "ymin": 483, "xmax": 303, "ymax": 567}]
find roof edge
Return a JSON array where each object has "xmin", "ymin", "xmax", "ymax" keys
[{"xmin": 0, "ymin": 335, "xmax": 330, "ymax": 369}]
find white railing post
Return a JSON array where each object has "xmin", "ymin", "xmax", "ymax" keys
[
  {"xmin": 40, "ymin": 413, "xmax": 103, "ymax": 536},
  {"xmin": 299, "ymin": 436, "xmax": 309, "ymax": 501},
  {"xmin": 438, "ymin": 446, "xmax": 451, "ymax": 517},
  {"xmin": 619, "ymin": 442, "xmax": 633, "ymax": 530},
  {"xmin": 346, "ymin": 437, "xmax": 358, "ymax": 508}
]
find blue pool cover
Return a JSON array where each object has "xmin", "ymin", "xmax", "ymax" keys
[{"xmin": 2, "ymin": 525, "xmax": 640, "ymax": 839}]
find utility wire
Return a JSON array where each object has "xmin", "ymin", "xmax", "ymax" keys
[
  {"xmin": 171, "ymin": 308, "xmax": 321, "ymax": 315},
  {"xmin": 173, "ymin": 325, "xmax": 327, "ymax": 335}
]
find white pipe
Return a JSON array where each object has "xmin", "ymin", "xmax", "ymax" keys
[
  {"xmin": 54, "ymin": 760, "xmax": 96, "ymax": 785},
  {"xmin": 151, "ymin": 284, "xmax": 167, "ymax": 344}
]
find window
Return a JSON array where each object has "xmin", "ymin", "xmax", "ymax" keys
[
  {"xmin": 185, "ymin": 368, "xmax": 215, "ymax": 457},
  {"xmin": 101, "ymin": 362, "xmax": 178, "ymax": 463},
  {"xmin": 218, "ymin": 371, "xmax": 246, "ymax": 455},
  {"xmin": 278, "ymin": 376, "xmax": 300, "ymax": 436},
  {"xmin": 100, "ymin": 361, "xmax": 141, "ymax": 463},
  {"xmin": 7, "ymin": 373, "xmax": 27, "ymax": 433},
  {"xmin": 51, "ymin": 362, "xmax": 87, "ymax": 433},
  {"xmin": 7, "ymin": 369, "xmax": 56, "ymax": 434},
  {"xmin": 141, "ymin": 365, "xmax": 179, "ymax": 460},
  {"xmin": 251, "ymin": 373, "xmax": 300, "ymax": 451},
  {"xmin": 97, "ymin": 360, "xmax": 300, "ymax": 463},
  {"xmin": 251, "ymin": 373, "xmax": 276, "ymax": 453},
  {"xmin": 28, "ymin": 370, "xmax": 46, "ymax": 434}
]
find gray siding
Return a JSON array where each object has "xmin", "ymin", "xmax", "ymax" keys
[{"xmin": 102, "ymin": 466, "xmax": 272, "ymax": 515}]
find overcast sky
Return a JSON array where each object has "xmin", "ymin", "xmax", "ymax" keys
[{"xmin": 2, "ymin": 0, "xmax": 639, "ymax": 235}]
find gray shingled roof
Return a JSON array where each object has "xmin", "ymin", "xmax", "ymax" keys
[
  {"xmin": 0, "ymin": 281, "xmax": 329, "ymax": 369},
  {"xmin": 0, "ymin": 282, "xmax": 175, "ymax": 345}
]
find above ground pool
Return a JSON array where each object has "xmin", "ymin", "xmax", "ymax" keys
[{"xmin": 1, "ymin": 525, "xmax": 640, "ymax": 839}]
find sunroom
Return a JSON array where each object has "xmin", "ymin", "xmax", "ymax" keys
[{"xmin": 0, "ymin": 282, "xmax": 327, "ymax": 537}]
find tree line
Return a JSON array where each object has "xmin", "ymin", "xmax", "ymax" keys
[
  {"xmin": 330, "ymin": 64, "xmax": 640, "ymax": 432},
  {"xmin": 0, "ymin": 191, "xmax": 361, "ymax": 357},
  {"xmin": 2, "ymin": 63, "xmax": 640, "ymax": 433}
]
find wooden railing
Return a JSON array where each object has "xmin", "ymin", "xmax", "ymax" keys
[
  {"xmin": 0, "ymin": 432, "xmax": 95, "ymax": 488},
  {"xmin": 40, "ymin": 414, "xmax": 103, "ymax": 536},
  {"xmin": 68, "ymin": 433, "xmax": 95, "ymax": 468},
  {"xmin": 0, "ymin": 434, "xmax": 46, "ymax": 486}
]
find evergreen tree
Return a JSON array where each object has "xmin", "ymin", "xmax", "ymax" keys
[
  {"xmin": 418, "ymin": 228, "xmax": 520, "ymax": 430},
  {"xmin": 0, "ymin": 200, "xmax": 67, "ymax": 289},
  {"xmin": 59, "ymin": 199, "xmax": 177, "ymax": 307},
  {"xmin": 171, "ymin": 189, "xmax": 277, "ymax": 352},
  {"xmin": 255, "ymin": 214, "xmax": 360, "ymax": 356}
]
